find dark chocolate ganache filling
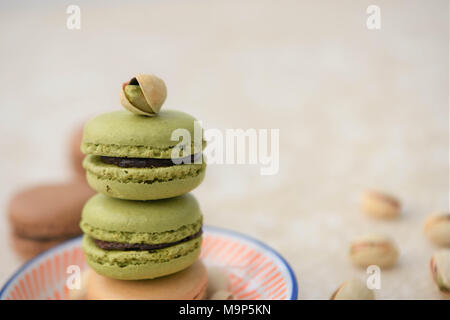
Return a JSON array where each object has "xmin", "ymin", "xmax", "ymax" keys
[
  {"xmin": 93, "ymin": 229, "xmax": 203, "ymax": 251},
  {"xmin": 100, "ymin": 153, "xmax": 201, "ymax": 168}
]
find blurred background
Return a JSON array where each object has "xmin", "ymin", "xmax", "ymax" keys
[{"xmin": 0, "ymin": 0, "xmax": 448, "ymax": 299}]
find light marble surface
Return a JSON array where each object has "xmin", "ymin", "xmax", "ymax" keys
[{"xmin": 0, "ymin": 0, "xmax": 448, "ymax": 299}]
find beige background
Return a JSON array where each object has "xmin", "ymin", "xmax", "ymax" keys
[{"xmin": 0, "ymin": 0, "xmax": 448, "ymax": 299}]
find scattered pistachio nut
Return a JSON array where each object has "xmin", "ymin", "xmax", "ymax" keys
[
  {"xmin": 206, "ymin": 267, "xmax": 230, "ymax": 298},
  {"xmin": 424, "ymin": 213, "xmax": 450, "ymax": 247},
  {"xmin": 68, "ymin": 269, "xmax": 91, "ymax": 300},
  {"xmin": 350, "ymin": 234, "xmax": 399, "ymax": 268},
  {"xmin": 330, "ymin": 279, "xmax": 375, "ymax": 300},
  {"xmin": 361, "ymin": 190, "xmax": 401, "ymax": 219},
  {"xmin": 209, "ymin": 290, "xmax": 235, "ymax": 300},
  {"xmin": 430, "ymin": 250, "xmax": 450, "ymax": 295},
  {"xmin": 120, "ymin": 74, "xmax": 167, "ymax": 116}
]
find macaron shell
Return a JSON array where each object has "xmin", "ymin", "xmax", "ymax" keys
[
  {"xmin": 84, "ymin": 156, "xmax": 206, "ymax": 200},
  {"xmin": 86, "ymin": 260, "xmax": 208, "ymax": 300},
  {"xmin": 8, "ymin": 182, "xmax": 95, "ymax": 239},
  {"xmin": 81, "ymin": 110, "xmax": 205, "ymax": 158},
  {"xmin": 69, "ymin": 125, "xmax": 86, "ymax": 179},
  {"xmin": 82, "ymin": 235, "xmax": 202, "ymax": 280},
  {"xmin": 81, "ymin": 194, "xmax": 202, "ymax": 244},
  {"xmin": 10, "ymin": 233, "xmax": 69, "ymax": 260}
]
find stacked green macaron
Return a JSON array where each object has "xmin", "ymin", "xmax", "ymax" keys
[
  {"xmin": 81, "ymin": 110, "xmax": 206, "ymax": 201},
  {"xmin": 79, "ymin": 74, "xmax": 206, "ymax": 281}
]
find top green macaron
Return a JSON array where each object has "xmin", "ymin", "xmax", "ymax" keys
[
  {"xmin": 80, "ymin": 110, "xmax": 206, "ymax": 200},
  {"xmin": 81, "ymin": 110, "xmax": 204, "ymax": 159}
]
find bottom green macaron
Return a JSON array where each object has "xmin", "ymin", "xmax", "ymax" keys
[
  {"xmin": 80, "ymin": 193, "xmax": 203, "ymax": 280},
  {"xmin": 82, "ymin": 235, "xmax": 202, "ymax": 280}
]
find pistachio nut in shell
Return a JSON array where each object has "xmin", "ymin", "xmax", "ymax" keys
[
  {"xmin": 120, "ymin": 74, "xmax": 167, "ymax": 116},
  {"xmin": 330, "ymin": 279, "xmax": 375, "ymax": 300},
  {"xmin": 424, "ymin": 213, "xmax": 450, "ymax": 247},
  {"xmin": 361, "ymin": 190, "xmax": 401, "ymax": 219},
  {"xmin": 350, "ymin": 234, "xmax": 399, "ymax": 268},
  {"xmin": 430, "ymin": 250, "xmax": 450, "ymax": 294}
]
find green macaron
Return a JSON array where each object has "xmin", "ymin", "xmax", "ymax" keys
[
  {"xmin": 80, "ymin": 193, "xmax": 203, "ymax": 280},
  {"xmin": 81, "ymin": 110, "xmax": 206, "ymax": 200}
]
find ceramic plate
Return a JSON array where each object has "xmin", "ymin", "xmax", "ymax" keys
[{"xmin": 0, "ymin": 226, "xmax": 298, "ymax": 300}]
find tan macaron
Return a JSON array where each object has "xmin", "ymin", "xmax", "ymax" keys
[{"xmin": 86, "ymin": 260, "xmax": 208, "ymax": 300}]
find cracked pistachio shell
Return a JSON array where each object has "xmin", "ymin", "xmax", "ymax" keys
[
  {"xmin": 362, "ymin": 190, "xmax": 401, "ymax": 219},
  {"xmin": 430, "ymin": 250, "xmax": 450, "ymax": 294},
  {"xmin": 209, "ymin": 291, "xmax": 235, "ymax": 300},
  {"xmin": 350, "ymin": 234, "xmax": 399, "ymax": 268},
  {"xmin": 120, "ymin": 74, "xmax": 167, "ymax": 116},
  {"xmin": 424, "ymin": 213, "xmax": 450, "ymax": 247},
  {"xmin": 206, "ymin": 267, "xmax": 230, "ymax": 298},
  {"xmin": 330, "ymin": 279, "xmax": 375, "ymax": 300}
]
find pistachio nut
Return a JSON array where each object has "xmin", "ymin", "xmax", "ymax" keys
[
  {"xmin": 361, "ymin": 190, "xmax": 401, "ymax": 219},
  {"xmin": 206, "ymin": 267, "xmax": 230, "ymax": 298},
  {"xmin": 209, "ymin": 290, "xmax": 235, "ymax": 300},
  {"xmin": 330, "ymin": 279, "xmax": 375, "ymax": 300},
  {"xmin": 424, "ymin": 213, "xmax": 450, "ymax": 247},
  {"xmin": 350, "ymin": 234, "xmax": 399, "ymax": 268},
  {"xmin": 120, "ymin": 74, "xmax": 167, "ymax": 116},
  {"xmin": 430, "ymin": 250, "xmax": 450, "ymax": 294}
]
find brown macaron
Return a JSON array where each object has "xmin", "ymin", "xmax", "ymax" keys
[
  {"xmin": 69, "ymin": 125, "xmax": 85, "ymax": 179},
  {"xmin": 8, "ymin": 181, "xmax": 95, "ymax": 259},
  {"xmin": 86, "ymin": 260, "xmax": 208, "ymax": 300},
  {"xmin": 9, "ymin": 234, "xmax": 68, "ymax": 261}
]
